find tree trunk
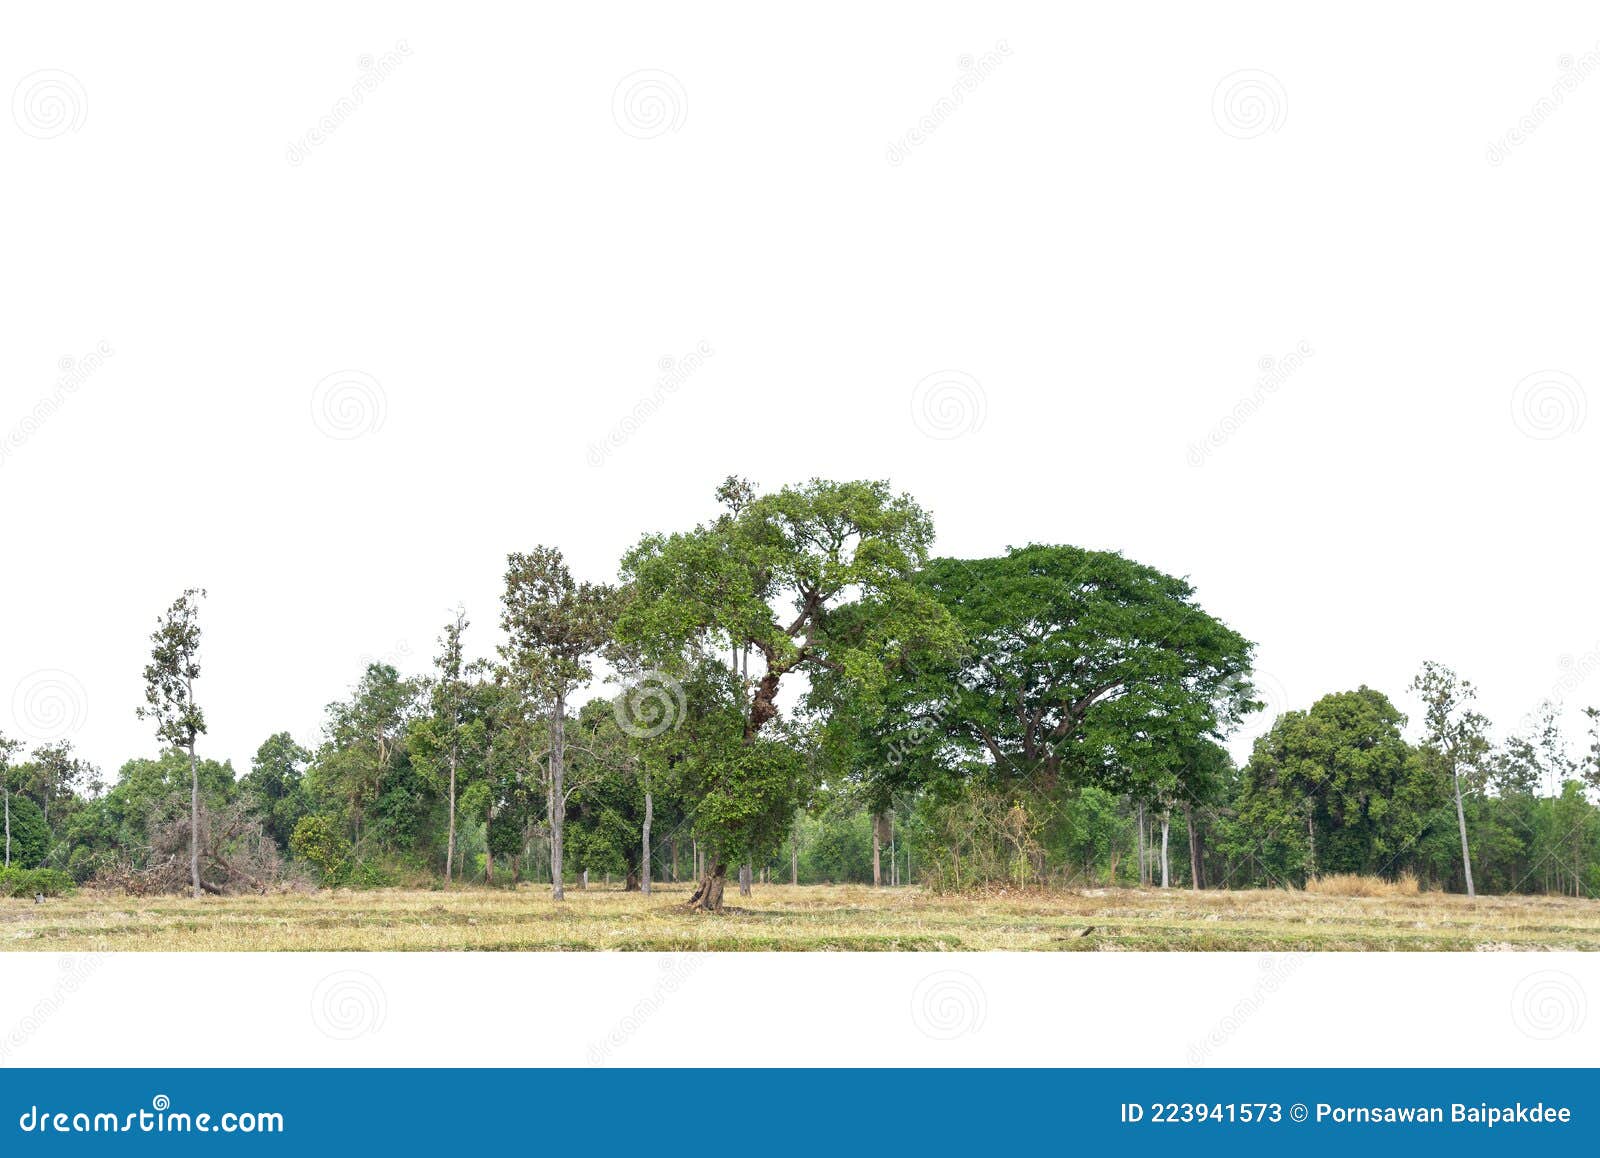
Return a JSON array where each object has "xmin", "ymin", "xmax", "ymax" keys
[
  {"xmin": 739, "ymin": 862, "xmax": 752, "ymax": 896},
  {"xmin": 1136, "ymin": 801, "xmax": 1147, "ymax": 886},
  {"xmin": 1159, "ymin": 813, "xmax": 1170, "ymax": 888},
  {"xmin": 872, "ymin": 812, "xmax": 883, "ymax": 886},
  {"xmin": 1452, "ymin": 762, "xmax": 1476, "ymax": 898},
  {"xmin": 189, "ymin": 742, "xmax": 202, "ymax": 899},
  {"xmin": 685, "ymin": 859, "xmax": 727, "ymax": 912},
  {"xmin": 791, "ymin": 835, "xmax": 798, "ymax": 885},
  {"xmin": 1185, "ymin": 803, "xmax": 1201, "ymax": 891},
  {"xmin": 641, "ymin": 786, "xmax": 653, "ymax": 896},
  {"xmin": 445, "ymin": 750, "xmax": 457, "ymax": 884},
  {"xmin": 1306, "ymin": 807, "xmax": 1317, "ymax": 880},
  {"xmin": 549, "ymin": 691, "xmax": 566, "ymax": 900},
  {"xmin": 486, "ymin": 852, "xmax": 494, "ymax": 883}
]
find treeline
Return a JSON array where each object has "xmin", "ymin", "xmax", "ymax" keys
[{"xmin": 3, "ymin": 477, "xmax": 1598, "ymax": 905}]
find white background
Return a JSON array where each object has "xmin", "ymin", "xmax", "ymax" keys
[
  {"xmin": 3, "ymin": 2, "xmax": 1600, "ymax": 1068},
  {"xmin": 0, "ymin": 952, "xmax": 1596, "ymax": 1067}
]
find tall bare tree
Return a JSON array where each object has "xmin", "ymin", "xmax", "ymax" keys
[
  {"xmin": 432, "ymin": 607, "xmax": 470, "ymax": 883},
  {"xmin": 1, "ymin": 730, "xmax": 21, "ymax": 868},
  {"xmin": 137, "ymin": 588, "xmax": 208, "ymax": 899},
  {"xmin": 1411, "ymin": 661, "xmax": 1490, "ymax": 897}
]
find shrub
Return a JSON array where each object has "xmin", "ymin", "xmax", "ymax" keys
[
  {"xmin": 289, "ymin": 815, "xmax": 352, "ymax": 883},
  {"xmin": 0, "ymin": 866, "xmax": 77, "ymax": 898}
]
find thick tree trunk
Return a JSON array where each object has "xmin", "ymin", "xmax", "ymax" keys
[
  {"xmin": 549, "ymin": 692, "xmax": 566, "ymax": 900},
  {"xmin": 641, "ymin": 787, "xmax": 653, "ymax": 896},
  {"xmin": 685, "ymin": 860, "xmax": 727, "ymax": 912},
  {"xmin": 1452, "ymin": 764, "xmax": 1476, "ymax": 898},
  {"xmin": 739, "ymin": 862, "xmax": 752, "ymax": 896},
  {"xmin": 189, "ymin": 742, "xmax": 202, "ymax": 899},
  {"xmin": 486, "ymin": 852, "xmax": 494, "ymax": 883}
]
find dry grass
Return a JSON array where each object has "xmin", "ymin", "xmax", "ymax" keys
[
  {"xmin": 1302, "ymin": 872, "xmax": 1421, "ymax": 898},
  {"xmin": 4, "ymin": 882, "xmax": 1599, "ymax": 952}
]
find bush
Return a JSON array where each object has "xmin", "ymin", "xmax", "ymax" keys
[
  {"xmin": 289, "ymin": 815, "xmax": 352, "ymax": 883},
  {"xmin": 0, "ymin": 866, "xmax": 76, "ymax": 898}
]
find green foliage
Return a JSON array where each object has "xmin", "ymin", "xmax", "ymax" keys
[
  {"xmin": 1234, "ymin": 688, "xmax": 1430, "ymax": 879},
  {"xmin": 4, "ymin": 794, "xmax": 51, "ymax": 868},
  {"xmin": 616, "ymin": 478, "xmax": 950, "ymax": 865},
  {"xmin": 898, "ymin": 545, "xmax": 1256, "ymax": 796},
  {"xmin": 0, "ymin": 866, "xmax": 75, "ymax": 898},
  {"xmin": 241, "ymin": 732, "xmax": 311, "ymax": 850},
  {"xmin": 289, "ymin": 814, "xmax": 352, "ymax": 882}
]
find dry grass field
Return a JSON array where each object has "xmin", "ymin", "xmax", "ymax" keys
[{"xmin": 6, "ymin": 882, "xmax": 1600, "ymax": 951}]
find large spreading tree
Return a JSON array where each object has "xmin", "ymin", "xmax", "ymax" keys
[
  {"xmin": 616, "ymin": 477, "xmax": 959, "ymax": 910},
  {"xmin": 882, "ymin": 545, "xmax": 1256, "ymax": 802}
]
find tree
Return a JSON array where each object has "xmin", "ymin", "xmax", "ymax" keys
[
  {"xmin": 312, "ymin": 662, "xmax": 421, "ymax": 850},
  {"xmin": 499, "ymin": 546, "xmax": 614, "ymax": 901},
  {"xmin": 137, "ymin": 588, "xmax": 208, "ymax": 898},
  {"xmin": 1, "ymin": 730, "xmax": 21, "ymax": 868},
  {"xmin": 1410, "ymin": 662, "xmax": 1491, "ymax": 897},
  {"xmin": 16, "ymin": 740, "xmax": 94, "ymax": 833},
  {"xmin": 1235, "ymin": 688, "xmax": 1424, "ymax": 881},
  {"xmin": 898, "ymin": 546, "xmax": 1256, "ymax": 798},
  {"xmin": 241, "ymin": 732, "xmax": 312, "ymax": 850},
  {"xmin": 617, "ymin": 477, "xmax": 955, "ymax": 910},
  {"xmin": 416, "ymin": 608, "xmax": 472, "ymax": 882}
]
